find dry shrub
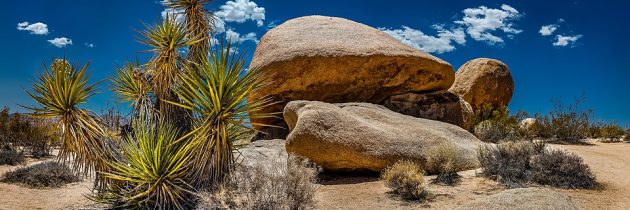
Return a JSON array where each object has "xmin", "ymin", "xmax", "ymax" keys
[
  {"xmin": 381, "ymin": 160, "xmax": 427, "ymax": 200},
  {"xmin": 425, "ymin": 143, "xmax": 475, "ymax": 185},
  {"xmin": 625, "ymin": 129, "xmax": 630, "ymax": 142},
  {"xmin": 1, "ymin": 161, "xmax": 80, "ymax": 188},
  {"xmin": 474, "ymin": 120, "xmax": 512, "ymax": 143},
  {"xmin": 477, "ymin": 141, "xmax": 544, "ymax": 187},
  {"xmin": 200, "ymin": 155, "xmax": 319, "ymax": 210},
  {"xmin": 0, "ymin": 149, "xmax": 25, "ymax": 165},
  {"xmin": 529, "ymin": 149, "xmax": 597, "ymax": 189},
  {"xmin": 478, "ymin": 141, "xmax": 597, "ymax": 189}
]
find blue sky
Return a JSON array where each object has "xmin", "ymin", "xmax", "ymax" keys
[{"xmin": 1, "ymin": 0, "xmax": 629, "ymax": 125}]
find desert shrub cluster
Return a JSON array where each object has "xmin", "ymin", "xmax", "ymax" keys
[
  {"xmin": 381, "ymin": 160, "xmax": 427, "ymax": 200},
  {"xmin": 477, "ymin": 141, "xmax": 596, "ymax": 189},
  {"xmin": 425, "ymin": 143, "xmax": 475, "ymax": 185},
  {"xmin": 472, "ymin": 97, "xmax": 628, "ymax": 144},
  {"xmin": 1, "ymin": 161, "xmax": 80, "ymax": 188},
  {"xmin": 0, "ymin": 107, "xmax": 58, "ymax": 160},
  {"xmin": 199, "ymin": 156, "xmax": 319, "ymax": 210}
]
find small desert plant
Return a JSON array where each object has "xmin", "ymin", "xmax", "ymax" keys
[
  {"xmin": 625, "ymin": 129, "xmax": 630, "ymax": 142},
  {"xmin": 381, "ymin": 160, "xmax": 427, "ymax": 200},
  {"xmin": 477, "ymin": 141, "xmax": 543, "ymax": 187},
  {"xmin": 529, "ymin": 149, "xmax": 597, "ymax": 189},
  {"xmin": 474, "ymin": 120, "xmax": 512, "ymax": 143},
  {"xmin": 199, "ymin": 155, "xmax": 319, "ymax": 210},
  {"xmin": 472, "ymin": 104, "xmax": 528, "ymax": 142},
  {"xmin": 425, "ymin": 143, "xmax": 475, "ymax": 185},
  {"xmin": 1, "ymin": 161, "xmax": 80, "ymax": 188},
  {"xmin": 0, "ymin": 149, "xmax": 25, "ymax": 165}
]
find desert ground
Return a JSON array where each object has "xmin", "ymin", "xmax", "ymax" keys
[{"xmin": 1, "ymin": 140, "xmax": 627, "ymax": 210}]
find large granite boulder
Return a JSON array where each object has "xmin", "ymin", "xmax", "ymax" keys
[
  {"xmin": 455, "ymin": 188, "xmax": 578, "ymax": 210},
  {"xmin": 381, "ymin": 90, "xmax": 474, "ymax": 130},
  {"xmin": 248, "ymin": 15, "xmax": 455, "ymax": 129},
  {"xmin": 284, "ymin": 101, "xmax": 484, "ymax": 172},
  {"xmin": 449, "ymin": 58, "xmax": 514, "ymax": 112}
]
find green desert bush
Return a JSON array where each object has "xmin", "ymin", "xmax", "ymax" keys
[
  {"xmin": 199, "ymin": 156, "xmax": 319, "ymax": 210},
  {"xmin": 0, "ymin": 149, "xmax": 25, "ymax": 165},
  {"xmin": 381, "ymin": 160, "xmax": 427, "ymax": 200},
  {"xmin": 596, "ymin": 123, "xmax": 625, "ymax": 142},
  {"xmin": 534, "ymin": 97, "xmax": 592, "ymax": 143},
  {"xmin": 425, "ymin": 143, "xmax": 475, "ymax": 185},
  {"xmin": 1, "ymin": 161, "xmax": 80, "ymax": 188},
  {"xmin": 529, "ymin": 149, "xmax": 597, "ymax": 189},
  {"xmin": 472, "ymin": 104, "xmax": 528, "ymax": 142},
  {"xmin": 625, "ymin": 129, "xmax": 630, "ymax": 142}
]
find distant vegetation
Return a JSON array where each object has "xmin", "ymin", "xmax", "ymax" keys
[
  {"xmin": 0, "ymin": 107, "xmax": 59, "ymax": 165},
  {"xmin": 472, "ymin": 96, "xmax": 628, "ymax": 144}
]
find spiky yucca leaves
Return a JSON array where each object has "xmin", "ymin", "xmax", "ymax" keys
[
  {"xmin": 111, "ymin": 61, "xmax": 154, "ymax": 122},
  {"xmin": 170, "ymin": 41, "xmax": 275, "ymax": 188},
  {"xmin": 24, "ymin": 59, "xmax": 114, "ymax": 190},
  {"xmin": 100, "ymin": 118, "xmax": 200, "ymax": 209},
  {"xmin": 141, "ymin": 16, "xmax": 196, "ymax": 127},
  {"xmin": 164, "ymin": 0, "xmax": 215, "ymax": 64}
]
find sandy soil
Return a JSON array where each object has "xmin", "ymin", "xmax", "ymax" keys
[
  {"xmin": 315, "ymin": 141, "xmax": 630, "ymax": 210},
  {"xmin": 0, "ymin": 158, "xmax": 94, "ymax": 210},
  {"xmin": 0, "ymin": 141, "xmax": 627, "ymax": 209},
  {"xmin": 552, "ymin": 141, "xmax": 630, "ymax": 210}
]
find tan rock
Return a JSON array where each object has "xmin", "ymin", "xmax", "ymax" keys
[
  {"xmin": 381, "ymin": 90, "xmax": 474, "ymax": 130},
  {"xmin": 455, "ymin": 188, "xmax": 578, "ymax": 210},
  {"xmin": 248, "ymin": 15, "xmax": 455, "ymax": 128},
  {"xmin": 284, "ymin": 101, "xmax": 484, "ymax": 172},
  {"xmin": 449, "ymin": 58, "xmax": 514, "ymax": 112}
]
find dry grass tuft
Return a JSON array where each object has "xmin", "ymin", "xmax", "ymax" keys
[
  {"xmin": 1, "ymin": 161, "xmax": 80, "ymax": 188},
  {"xmin": 381, "ymin": 160, "xmax": 427, "ymax": 200}
]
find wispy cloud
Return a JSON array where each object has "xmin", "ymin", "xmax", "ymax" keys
[
  {"xmin": 380, "ymin": 25, "xmax": 465, "ymax": 54},
  {"xmin": 48, "ymin": 37, "xmax": 72, "ymax": 48},
  {"xmin": 17, "ymin": 22, "xmax": 49, "ymax": 35},
  {"xmin": 553, "ymin": 34, "xmax": 582, "ymax": 47},
  {"xmin": 85, "ymin": 43, "xmax": 94, "ymax": 48}
]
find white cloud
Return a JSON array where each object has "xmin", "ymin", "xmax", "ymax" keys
[
  {"xmin": 539, "ymin": 24, "xmax": 558, "ymax": 36},
  {"xmin": 215, "ymin": 0, "xmax": 265, "ymax": 27},
  {"xmin": 47, "ymin": 37, "xmax": 72, "ymax": 48},
  {"xmin": 381, "ymin": 26, "xmax": 466, "ymax": 54},
  {"xmin": 85, "ymin": 43, "xmax": 94, "ymax": 48},
  {"xmin": 17, "ymin": 22, "xmax": 49, "ymax": 35},
  {"xmin": 161, "ymin": 7, "xmax": 186, "ymax": 23},
  {"xmin": 224, "ymin": 29, "xmax": 259, "ymax": 44},
  {"xmin": 212, "ymin": 18, "xmax": 226, "ymax": 33},
  {"xmin": 455, "ymin": 4, "xmax": 522, "ymax": 44},
  {"xmin": 553, "ymin": 34, "xmax": 582, "ymax": 47}
]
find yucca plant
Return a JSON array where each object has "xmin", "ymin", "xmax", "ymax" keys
[
  {"xmin": 163, "ymin": 0, "xmax": 216, "ymax": 64},
  {"xmin": 141, "ymin": 16, "xmax": 198, "ymax": 127},
  {"xmin": 111, "ymin": 61, "xmax": 154, "ymax": 123},
  {"xmin": 169, "ymin": 41, "xmax": 275, "ymax": 189},
  {"xmin": 100, "ymin": 117, "xmax": 200, "ymax": 209},
  {"xmin": 24, "ymin": 59, "xmax": 115, "ymax": 190}
]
